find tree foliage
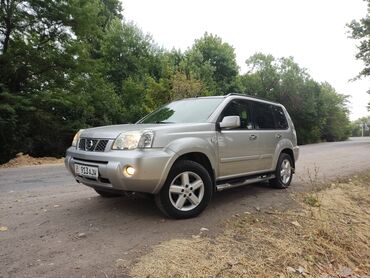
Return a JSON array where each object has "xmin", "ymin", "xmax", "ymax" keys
[
  {"xmin": 347, "ymin": 0, "xmax": 370, "ymax": 79},
  {"xmin": 184, "ymin": 33, "xmax": 238, "ymax": 95},
  {"xmin": 0, "ymin": 0, "xmax": 122, "ymax": 160},
  {"xmin": 236, "ymin": 54, "xmax": 350, "ymax": 144},
  {"xmin": 351, "ymin": 116, "xmax": 370, "ymax": 136},
  {"xmin": 0, "ymin": 1, "xmax": 352, "ymax": 163},
  {"xmin": 347, "ymin": 0, "xmax": 370, "ymax": 109}
]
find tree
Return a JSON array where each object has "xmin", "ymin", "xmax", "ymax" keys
[
  {"xmin": 184, "ymin": 33, "xmax": 239, "ymax": 95},
  {"xmin": 0, "ymin": 1, "xmax": 353, "ymax": 163},
  {"xmin": 347, "ymin": 0, "xmax": 370, "ymax": 109},
  {"xmin": 347, "ymin": 0, "xmax": 370, "ymax": 79},
  {"xmin": 318, "ymin": 83, "xmax": 351, "ymax": 141},
  {"xmin": 243, "ymin": 53, "xmax": 280, "ymax": 98},
  {"xmin": 240, "ymin": 53, "xmax": 350, "ymax": 144},
  {"xmin": 0, "ymin": 0, "xmax": 123, "ymax": 162},
  {"xmin": 101, "ymin": 19, "xmax": 153, "ymax": 93},
  {"xmin": 351, "ymin": 116, "xmax": 370, "ymax": 136},
  {"xmin": 170, "ymin": 71, "xmax": 203, "ymax": 100}
]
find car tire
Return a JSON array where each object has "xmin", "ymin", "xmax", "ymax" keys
[
  {"xmin": 155, "ymin": 160, "xmax": 213, "ymax": 219},
  {"xmin": 269, "ymin": 153, "xmax": 294, "ymax": 189},
  {"xmin": 94, "ymin": 189, "xmax": 122, "ymax": 198}
]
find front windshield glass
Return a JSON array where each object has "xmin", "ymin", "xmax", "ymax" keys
[{"xmin": 138, "ymin": 98, "xmax": 224, "ymax": 124}]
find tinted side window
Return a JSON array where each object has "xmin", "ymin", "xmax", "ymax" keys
[
  {"xmin": 219, "ymin": 100, "xmax": 253, "ymax": 129},
  {"xmin": 272, "ymin": 106, "xmax": 288, "ymax": 129},
  {"xmin": 251, "ymin": 101, "xmax": 275, "ymax": 129}
]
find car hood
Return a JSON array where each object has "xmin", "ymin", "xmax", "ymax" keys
[{"xmin": 80, "ymin": 123, "xmax": 214, "ymax": 139}]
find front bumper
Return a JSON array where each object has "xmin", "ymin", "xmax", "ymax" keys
[{"xmin": 65, "ymin": 147, "xmax": 176, "ymax": 194}]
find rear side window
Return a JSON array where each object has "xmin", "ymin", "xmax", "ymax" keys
[
  {"xmin": 272, "ymin": 105, "xmax": 288, "ymax": 129},
  {"xmin": 219, "ymin": 99, "xmax": 253, "ymax": 129},
  {"xmin": 251, "ymin": 101, "xmax": 275, "ymax": 129}
]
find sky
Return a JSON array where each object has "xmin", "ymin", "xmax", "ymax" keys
[{"xmin": 121, "ymin": 0, "xmax": 369, "ymax": 120}]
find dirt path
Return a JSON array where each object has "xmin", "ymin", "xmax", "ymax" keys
[{"xmin": 0, "ymin": 137, "xmax": 369, "ymax": 277}]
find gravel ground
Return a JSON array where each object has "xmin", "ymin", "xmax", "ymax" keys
[{"xmin": 0, "ymin": 137, "xmax": 369, "ymax": 278}]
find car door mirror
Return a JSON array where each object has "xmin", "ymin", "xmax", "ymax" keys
[{"xmin": 219, "ymin": 116, "xmax": 241, "ymax": 129}]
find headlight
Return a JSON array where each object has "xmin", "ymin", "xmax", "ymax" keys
[
  {"xmin": 112, "ymin": 130, "xmax": 154, "ymax": 150},
  {"xmin": 72, "ymin": 129, "xmax": 84, "ymax": 147}
]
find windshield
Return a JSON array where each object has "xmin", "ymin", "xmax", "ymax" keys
[{"xmin": 138, "ymin": 98, "xmax": 224, "ymax": 124}]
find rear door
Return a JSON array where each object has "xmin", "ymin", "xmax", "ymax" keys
[{"xmin": 250, "ymin": 101, "xmax": 278, "ymax": 171}]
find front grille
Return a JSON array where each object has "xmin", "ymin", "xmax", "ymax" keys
[
  {"xmin": 78, "ymin": 138, "xmax": 109, "ymax": 152},
  {"xmin": 95, "ymin": 140, "xmax": 108, "ymax": 151}
]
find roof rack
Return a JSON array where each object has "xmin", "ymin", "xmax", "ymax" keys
[{"xmin": 225, "ymin": 93, "xmax": 280, "ymax": 104}]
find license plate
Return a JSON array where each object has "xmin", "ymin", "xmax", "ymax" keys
[{"xmin": 75, "ymin": 164, "xmax": 98, "ymax": 179}]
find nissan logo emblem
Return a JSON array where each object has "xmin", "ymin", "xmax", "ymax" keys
[{"xmin": 86, "ymin": 139, "xmax": 94, "ymax": 150}]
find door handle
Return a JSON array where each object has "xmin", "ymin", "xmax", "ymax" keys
[
  {"xmin": 249, "ymin": 134, "xmax": 257, "ymax": 140},
  {"xmin": 275, "ymin": 134, "xmax": 282, "ymax": 139}
]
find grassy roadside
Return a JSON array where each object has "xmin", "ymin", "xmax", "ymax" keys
[{"xmin": 130, "ymin": 172, "xmax": 370, "ymax": 278}]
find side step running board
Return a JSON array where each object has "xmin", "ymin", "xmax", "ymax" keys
[{"xmin": 216, "ymin": 174, "xmax": 275, "ymax": 191}]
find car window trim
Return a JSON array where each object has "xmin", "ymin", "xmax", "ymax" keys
[
  {"xmin": 271, "ymin": 104, "xmax": 289, "ymax": 130},
  {"xmin": 249, "ymin": 100, "xmax": 277, "ymax": 130},
  {"xmin": 217, "ymin": 98, "xmax": 254, "ymax": 130}
]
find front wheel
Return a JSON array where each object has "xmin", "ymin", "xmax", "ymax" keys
[
  {"xmin": 269, "ymin": 153, "xmax": 294, "ymax": 189},
  {"xmin": 155, "ymin": 160, "xmax": 213, "ymax": 219}
]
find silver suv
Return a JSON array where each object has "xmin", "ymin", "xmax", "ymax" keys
[{"xmin": 65, "ymin": 94, "xmax": 299, "ymax": 219}]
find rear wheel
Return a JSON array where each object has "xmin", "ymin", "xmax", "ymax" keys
[
  {"xmin": 94, "ymin": 189, "xmax": 122, "ymax": 198},
  {"xmin": 155, "ymin": 160, "xmax": 213, "ymax": 219},
  {"xmin": 269, "ymin": 153, "xmax": 293, "ymax": 189}
]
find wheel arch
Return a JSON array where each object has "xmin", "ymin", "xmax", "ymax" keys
[
  {"xmin": 280, "ymin": 148, "xmax": 295, "ymax": 169},
  {"xmin": 153, "ymin": 137, "xmax": 218, "ymax": 194},
  {"xmin": 173, "ymin": 152, "xmax": 215, "ymax": 185},
  {"xmin": 272, "ymin": 138, "xmax": 296, "ymax": 171}
]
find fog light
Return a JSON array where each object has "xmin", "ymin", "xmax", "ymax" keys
[{"xmin": 124, "ymin": 166, "xmax": 136, "ymax": 177}]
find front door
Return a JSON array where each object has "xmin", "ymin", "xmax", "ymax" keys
[{"xmin": 217, "ymin": 99, "xmax": 261, "ymax": 178}]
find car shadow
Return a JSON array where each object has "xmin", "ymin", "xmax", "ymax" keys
[
  {"xmin": 33, "ymin": 181, "xmax": 299, "ymax": 260},
  {"xmin": 67, "ymin": 181, "xmax": 294, "ymax": 224}
]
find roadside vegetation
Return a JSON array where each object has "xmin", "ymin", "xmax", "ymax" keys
[
  {"xmin": 347, "ymin": 0, "xmax": 370, "ymax": 82},
  {"xmin": 3, "ymin": 0, "xmax": 370, "ymax": 163},
  {"xmin": 130, "ymin": 172, "xmax": 370, "ymax": 277},
  {"xmin": 351, "ymin": 116, "xmax": 370, "ymax": 137}
]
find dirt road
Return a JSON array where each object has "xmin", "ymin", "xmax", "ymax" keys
[{"xmin": 1, "ymin": 137, "xmax": 369, "ymax": 277}]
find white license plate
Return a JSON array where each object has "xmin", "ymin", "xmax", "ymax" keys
[{"xmin": 75, "ymin": 164, "xmax": 98, "ymax": 179}]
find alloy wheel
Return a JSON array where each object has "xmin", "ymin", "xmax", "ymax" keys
[
  {"xmin": 280, "ymin": 159, "xmax": 292, "ymax": 184},
  {"xmin": 168, "ymin": 171, "xmax": 205, "ymax": 211}
]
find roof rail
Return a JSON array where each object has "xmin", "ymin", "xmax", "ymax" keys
[{"xmin": 226, "ymin": 93, "xmax": 280, "ymax": 104}]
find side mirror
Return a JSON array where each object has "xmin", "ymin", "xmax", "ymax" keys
[{"xmin": 219, "ymin": 116, "xmax": 240, "ymax": 129}]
